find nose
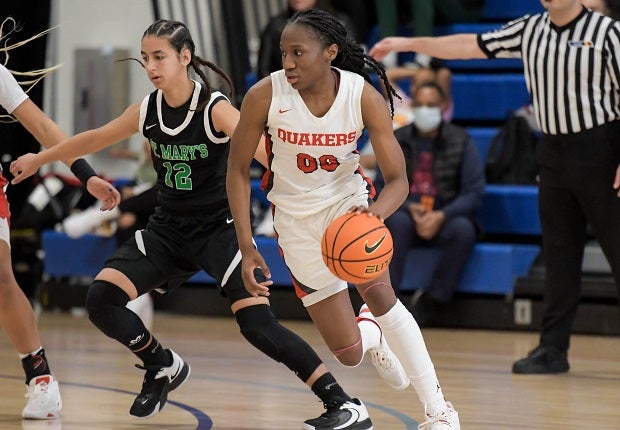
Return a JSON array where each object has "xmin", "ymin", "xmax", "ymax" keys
[{"xmin": 282, "ymin": 54, "xmax": 294, "ymax": 70}]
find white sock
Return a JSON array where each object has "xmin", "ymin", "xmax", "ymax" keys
[
  {"xmin": 357, "ymin": 317, "xmax": 382, "ymax": 355},
  {"xmin": 375, "ymin": 300, "xmax": 446, "ymax": 409},
  {"xmin": 18, "ymin": 346, "xmax": 43, "ymax": 359}
]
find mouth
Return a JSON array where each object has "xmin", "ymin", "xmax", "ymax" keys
[{"xmin": 285, "ymin": 74, "xmax": 298, "ymax": 84}]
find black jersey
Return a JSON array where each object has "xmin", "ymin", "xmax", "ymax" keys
[{"xmin": 139, "ymin": 81, "xmax": 230, "ymax": 216}]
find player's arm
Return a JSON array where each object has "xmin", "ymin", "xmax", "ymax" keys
[
  {"xmin": 12, "ymin": 98, "xmax": 76, "ymax": 167},
  {"xmin": 227, "ymin": 79, "xmax": 274, "ymax": 296},
  {"xmin": 227, "ymin": 79, "xmax": 271, "ymax": 254},
  {"xmin": 361, "ymin": 82, "xmax": 409, "ymax": 220},
  {"xmin": 11, "ymin": 97, "xmax": 122, "ymax": 209},
  {"xmin": 11, "ymin": 102, "xmax": 141, "ymax": 183},
  {"xmin": 369, "ymin": 34, "xmax": 485, "ymax": 62}
]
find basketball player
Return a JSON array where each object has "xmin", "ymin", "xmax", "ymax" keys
[
  {"xmin": 0, "ymin": 17, "xmax": 120, "ymax": 419},
  {"xmin": 226, "ymin": 9, "xmax": 460, "ymax": 430},
  {"xmin": 10, "ymin": 19, "xmax": 380, "ymax": 428}
]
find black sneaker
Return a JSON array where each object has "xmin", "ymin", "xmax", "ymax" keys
[
  {"xmin": 303, "ymin": 398, "xmax": 373, "ymax": 430},
  {"xmin": 129, "ymin": 349, "xmax": 191, "ymax": 418},
  {"xmin": 512, "ymin": 344, "xmax": 569, "ymax": 374}
]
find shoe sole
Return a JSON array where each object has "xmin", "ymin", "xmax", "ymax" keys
[
  {"xmin": 22, "ymin": 410, "xmax": 61, "ymax": 420},
  {"xmin": 302, "ymin": 418, "xmax": 373, "ymax": 430},
  {"xmin": 22, "ymin": 396, "xmax": 62, "ymax": 419},
  {"xmin": 512, "ymin": 364, "xmax": 569, "ymax": 374}
]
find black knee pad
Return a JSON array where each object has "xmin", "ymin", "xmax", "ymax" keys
[
  {"xmin": 85, "ymin": 280, "xmax": 133, "ymax": 340},
  {"xmin": 235, "ymin": 304, "xmax": 322, "ymax": 382}
]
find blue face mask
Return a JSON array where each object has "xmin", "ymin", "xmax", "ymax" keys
[{"xmin": 412, "ymin": 106, "xmax": 442, "ymax": 133}]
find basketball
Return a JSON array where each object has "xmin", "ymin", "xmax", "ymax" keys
[{"xmin": 321, "ymin": 212, "xmax": 393, "ymax": 284}]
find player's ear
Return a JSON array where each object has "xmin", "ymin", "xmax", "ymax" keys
[
  {"xmin": 325, "ymin": 43, "xmax": 338, "ymax": 62},
  {"xmin": 180, "ymin": 48, "xmax": 191, "ymax": 66}
]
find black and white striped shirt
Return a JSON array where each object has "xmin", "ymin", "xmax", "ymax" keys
[{"xmin": 477, "ymin": 7, "xmax": 620, "ymax": 135}]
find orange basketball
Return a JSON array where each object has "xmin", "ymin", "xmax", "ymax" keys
[{"xmin": 321, "ymin": 212, "xmax": 393, "ymax": 284}]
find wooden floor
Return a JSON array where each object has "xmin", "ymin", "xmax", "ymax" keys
[{"xmin": 1, "ymin": 311, "xmax": 620, "ymax": 429}]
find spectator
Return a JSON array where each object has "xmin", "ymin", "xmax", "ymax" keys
[
  {"xmin": 358, "ymin": 62, "xmax": 454, "ymax": 177},
  {"xmin": 370, "ymin": 0, "xmax": 620, "ymax": 375},
  {"xmin": 386, "ymin": 60, "xmax": 454, "ymax": 126},
  {"xmin": 256, "ymin": 0, "xmax": 357, "ymax": 78},
  {"xmin": 377, "ymin": 81, "xmax": 484, "ymax": 325}
]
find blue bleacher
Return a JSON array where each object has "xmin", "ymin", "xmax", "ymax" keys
[
  {"xmin": 399, "ymin": 243, "xmax": 540, "ymax": 294},
  {"xmin": 466, "ymin": 126, "xmax": 496, "ymax": 164},
  {"xmin": 479, "ymin": 185, "xmax": 540, "ymax": 236},
  {"xmin": 452, "ymin": 74, "xmax": 530, "ymax": 121},
  {"xmin": 481, "ymin": 0, "xmax": 544, "ymax": 21}
]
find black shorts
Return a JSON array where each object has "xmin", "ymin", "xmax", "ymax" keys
[{"xmin": 103, "ymin": 207, "xmax": 253, "ymax": 304}]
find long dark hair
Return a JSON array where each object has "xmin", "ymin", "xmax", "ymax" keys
[
  {"xmin": 288, "ymin": 9, "xmax": 399, "ymax": 116},
  {"xmin": 124, "ymin": 19, "xmax": 234, "ymax": 110}
]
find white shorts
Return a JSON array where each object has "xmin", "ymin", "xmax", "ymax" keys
[
  {"xmin": 273, "ymin": 191, "xmax": 370, "ymax": 307},
  {"xmin": 0, "ymin": 217, "xmax": 10, "ymax": 248}
]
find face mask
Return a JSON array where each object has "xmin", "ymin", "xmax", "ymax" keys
[{"xmin": 412, "ymin": 106, "xmax": 442, "ymax": 133}]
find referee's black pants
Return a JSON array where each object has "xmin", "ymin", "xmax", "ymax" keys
[{"xmin": 537, "ymin": 121, "xmax": 620, "ymax": 351}]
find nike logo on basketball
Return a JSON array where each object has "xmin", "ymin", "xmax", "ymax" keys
[
  {"xmin": 226, "ymin": 217, "xmax": 234, "ymax": 224},
  {"xmin": 145, "ymin": 123, "xmax": 157, "ymax": 130},
  {"xmin": 364, "ymin": 235, "xmax": 386, "ymax": 254},
  {"xmin": 278, "ymin": 108, "xmax": 292, "ymax": 114}
]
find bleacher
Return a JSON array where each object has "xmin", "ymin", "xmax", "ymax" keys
[{"xmin": 39, "ymin": 0, "xmax": 548, "ymax": 327}]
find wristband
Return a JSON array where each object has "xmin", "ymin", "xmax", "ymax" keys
[{"xmin": 70, "ymin": 158, "xmax": 97, "ymax": 185}]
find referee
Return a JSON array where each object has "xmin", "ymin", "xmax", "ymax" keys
[{"xmin": 369, "ymin": 0, "xmax": 620, "ymax": 374}]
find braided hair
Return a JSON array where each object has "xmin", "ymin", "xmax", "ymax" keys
[
  {"xmin": 138, "ymin": 19, "xmax": 234, "ymax": 110},
  {"xmin": 288, "ymin": 9, "xmax": 399, "ymax": 116}
]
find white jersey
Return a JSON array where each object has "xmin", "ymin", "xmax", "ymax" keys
[
  {"xmin": 264, "ymin": 68, "xmax": 371, "ymax": 217},
  {"xmin": 0, "ymin": 63, "xmax": 28, "ymax": 114}
]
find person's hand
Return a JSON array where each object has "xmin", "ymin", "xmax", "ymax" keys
[
  {"xmin": 614, "ymin": 162, "xmax": 620, "ymax": 197},
  {"xmin": 415, "ymin": 210, "xmax": 445, "ymax": 240},
  {"xmin": 9, "ymin": 153, "xmax": 40, "ymax": 184},
  {"xmin": 348, "ymin": 205, "xmax": 386, "ymax": 222},
  {"xmin": 86, "ymin": 177, "xmax": 122, "ymax": 210},
  {"xmin": 241, "ymin": 248, "xmax": 273, "ymax": 297},
  {"xmin": 408, "ymin": 202, "xmax": 426, "ymax": 219},
  {"xmin": 369, "ymin": 37, "xmax": 410, "ymax": 61}
]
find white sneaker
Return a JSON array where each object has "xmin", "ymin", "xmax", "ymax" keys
[
  {"xmin": 62, "ymin": 206, "xmax": 119, "ymax": 238},
  {"xmin": 358, "ymin": 304, "xmax": 410, "ymax": 391},
  {"xmin": 418, "ymin": 401, "xmax": 460, "ymax": 430},
  {"xmin": 22, "ymin": 374, "xmax": 62, "ymax": 419}
]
